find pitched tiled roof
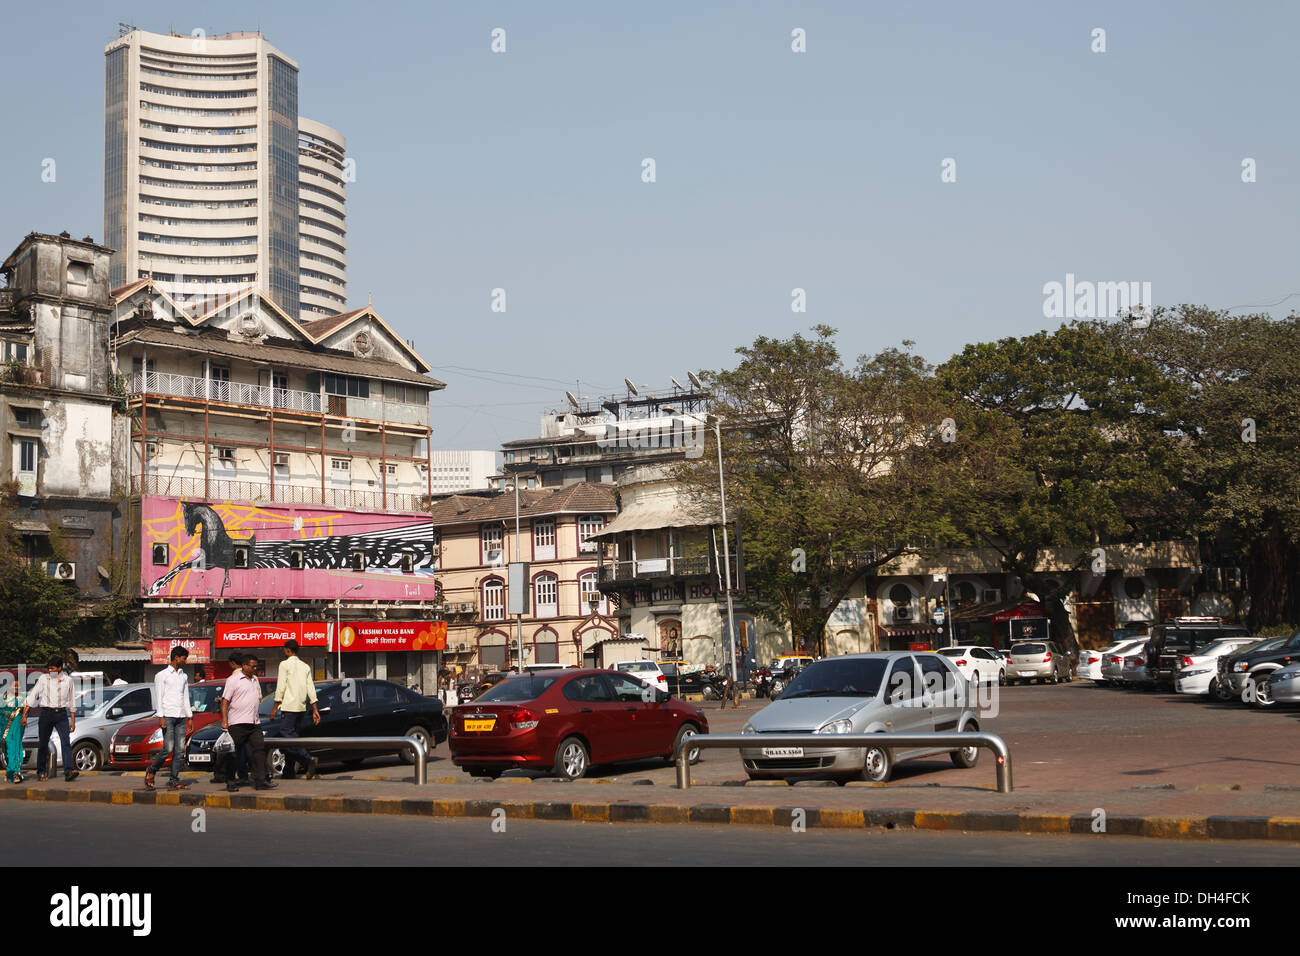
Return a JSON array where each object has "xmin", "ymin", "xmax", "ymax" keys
[
  {"xmin": 110, "ymin": 278, "xmax": 151, "ymax": 299},
  {"xmin": 428, "ymin": 482, "xmax": 615, "ymax": 526},
  {"xmin": 300, "ymin": 308, "xmax": 366, "ymax": 338}
]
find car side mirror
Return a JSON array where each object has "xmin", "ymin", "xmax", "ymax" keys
[{"xmin": 109, "ymin": 708, "xmax": 123, "ymax": 718}]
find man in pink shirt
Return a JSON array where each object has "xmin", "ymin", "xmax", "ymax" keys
[{"xmin": 220, "ymin": 655, "xmax": 275, "ymax": 791}]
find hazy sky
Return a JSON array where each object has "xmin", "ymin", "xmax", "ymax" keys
[{"xmin": 2, "ymin": 1, "xmax": 1296, "ymax": 450}]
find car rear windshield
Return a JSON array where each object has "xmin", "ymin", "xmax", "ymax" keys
[
  {"xmin": 475, "ymin": 676, "xmax": 560, "ymax": 702},
  {"xmin": 780, "ymin": 658, "xmax": 888, "ymax": 699},
  {"xmin": 616, "ymin": 662, "xmax": 654, "ymax": 672},
  {"xmin": 1012, "ymin": 643, "xmax": 1046, "ymax": 655},
  {"xmin": 936, "ymin": 648, "xmax": 963, "ymax": 657}
]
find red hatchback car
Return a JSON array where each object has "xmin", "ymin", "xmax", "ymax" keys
[
  {"xmin": 108, "ymin": 677, "xmax": 274, "ymax": 770},
  {"xmin": 449, "ymin": 669, "xmax": 708, "ymax": 780}
]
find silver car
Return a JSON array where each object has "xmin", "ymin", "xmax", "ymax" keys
[
  {"xmin": 740, "ymin": 652, "xmax": 980, "ymax": 784},
  {"xmin": 19, "ymin": 682, "xmax": 156, "ymax": 772},
  {"xmin": 1264, "ymin": 661, "xmax": 1300, "ymax": 705},
  {"xmin": 1007, "ymin": 641, "xmax": 1071, "ymax": 685}
]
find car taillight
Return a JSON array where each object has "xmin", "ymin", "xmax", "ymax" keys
[
  {"xmin": 956, "ymin": 659, "xmax": 967, "ymax": 667},
  {"xmin": 1182, "ymin": 657, "xmax": 1194, "ymax": 668},
  {"xmin": 1043, "ymin": 653, "xmax": 1052, "ymax": 662},
  {"xmin": 1088, "ymin": 655, "xmax": 1100, "ymax": 664},
  {"xmin": 1109, "ymin": 656, "xmax": 1123, "ymax": 663},
  {"xmin": 510, "ymin": 709, "xmax": 539, "ymax": 731}
]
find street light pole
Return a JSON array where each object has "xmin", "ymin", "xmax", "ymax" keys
[
  {"xmin": 514, "ymin": 480, "xmax": 523, "ymax": 671},
  {"xmin": 714, "ymin": 417, "xmax": 739, "ymax": 700},
  {"xmin": 336, "ymin": 583, "xmax": 363, "ymax": 678}
]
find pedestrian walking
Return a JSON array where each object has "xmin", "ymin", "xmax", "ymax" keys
[
  {"xmin": 268, "ymin": 639, "xmax": 319, "ymax": 780},
  {"xmin": 0, "ymin": 684, "xmax": 24, "ymax": 783},
  {"xmin": 21, "ymin": 658, "xmax": 78, "ymax": 782},
  {"xmin": 145, "ymin": 645, "xmax": 193, "ymax": 791},
  {"xmin": 219, "ymin": 654, "xmax": 275, "ymax": 791}
]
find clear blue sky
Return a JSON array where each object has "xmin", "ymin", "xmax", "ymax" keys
[{"xmin": 2, "ymin": 1, "xmax": 1296, "ymax": 450}]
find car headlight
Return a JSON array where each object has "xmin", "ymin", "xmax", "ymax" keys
[
  {"xmin": 1180, "ymin": 668, "xmax": 1209, "ymax": 678},
  {"xmin": 1235, "ymin": 662, "xmax": 1251, "ymax": 672},
  {"xmin": 148, "ymin": 728, "xmax": 163, "ymax": 744},
  {"xmin": 815, "ymin": 718, "xmax": 853, "ymax": 735},
  {"xmin": 741, "ymin": 723, "xmax": 756, "ymax": 735}
]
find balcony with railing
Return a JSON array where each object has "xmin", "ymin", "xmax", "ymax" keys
[
  {"xmin": 132, "ymin": 472, "xmax": 429, "ymax": 513},
  {"xmin": 130, "ymin": 371, "xmax": 322, "ymax": 413},
  {"xmin": 597, "ymin": 554, "xmax": 714, "ymax": 586}
]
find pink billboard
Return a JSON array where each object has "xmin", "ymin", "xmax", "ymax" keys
[{"xmin": 142, "ymin": 497, "xmax": 439, "ymax": 601}]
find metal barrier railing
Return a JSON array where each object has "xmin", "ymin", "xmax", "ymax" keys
[
  {"xmin": 260, "ymin": 735, "xmax": 429, "ymax": 785},
  {"xmin": 673, "ymin": 732, "xmax": 1013, "ymax": 793}
]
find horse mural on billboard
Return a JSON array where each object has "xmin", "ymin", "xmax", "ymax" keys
[{"xmin": 143, "ymin": 499, "xmax": 440, "ymax": 601}]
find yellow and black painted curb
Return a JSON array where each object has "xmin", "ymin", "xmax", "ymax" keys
[{"xmin": 0, "ymin": 785, "xmax": 1295, "ymax": 841}]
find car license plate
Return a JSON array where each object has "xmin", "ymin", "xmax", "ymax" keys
[
  {"xmin": 189, "ymin": 753, "xmax": 210, "ymax": 763},
  {"xmin": 113, "ymin": 745, "xmax": 129, "ymax": 754},
  {"xmin": 464, "ymin": 718, "xmax": 496, "ymax": 733},
  {"xmin": 1019, "ymin": 671, "xmax": 1036, "ymax": 677},
  {"xmin": 761, "ymin": 747, "xmax": 804, "ymax": 758}
]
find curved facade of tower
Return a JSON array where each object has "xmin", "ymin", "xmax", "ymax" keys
[
  {"xmin": 298, "ymin": 118, "xmax": 348, "ymax": 320},
  {"xmin": 104, "ymin": 29, "xmax": 300, "ymax": 317}
]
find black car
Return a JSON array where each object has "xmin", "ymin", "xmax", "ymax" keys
[
  {"xmin": 1145, "ymin": 618, "xmax": 1251, "ymax": 689},
  {"xmin": 185, "ymin": 679, "xmax": 447, "ymax": 777},
  {"xmin": 1218, "ymin": 631, "xmax": 1300, "ymax": 707}
]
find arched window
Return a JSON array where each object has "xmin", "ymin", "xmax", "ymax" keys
[
  {"xmin": 579, "ymin": 571, "xmax": 607, "ymax": 616},
  {"xmin": 479, "ymin": 630, "xmax": 508, "ymax": 668},
  {"xmin": 533, "ymin": 627, "xmax": 559, "ymax": 665},
  {"xmin": 482, "ymin": 577, "xmax": 505, "ymax": 622},
  {"xmin": 534, "ymin": 572, "xmax": 558, "ymax": 618}
]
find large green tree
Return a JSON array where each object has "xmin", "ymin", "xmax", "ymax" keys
[
  {"xmin": 1105, "ymin": 307, "xmax": 1300, "ymax": 628},
  {"xmin": 935, "ymin": 322, "xmax": 1187, "ymax": 650},
  {"xmin": 0, "ymin": 495, "xmax": 79, "ymax": 663},
  {"xmin": 674, "ymin": 326, "xmax": 965, "ymax": 655}
]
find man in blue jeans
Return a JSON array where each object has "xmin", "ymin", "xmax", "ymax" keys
[
  {"xmin": 145, "ymin": 645, "xmax": 193, "ymax": 790},
  {"xmin": 269, "ymin": 639, "xmax": 319, "ymax": 779}
]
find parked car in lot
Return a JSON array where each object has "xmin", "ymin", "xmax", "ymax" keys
[
  {"xmin": 1078, "ymin": 641, "xmax": 1137, "ymax": 681},
  {"xmin": 448, "ymin": 669, "xmax": 708, "ymax": 780},
  {"xmin": 740, "ymin": 652, "xmax": 981, "ymax": 784},
  {"xmin": 1006, "ymin": 642, "xmax": 1071, "ymax": 685},
  {"xmin": 20, "ymin": 682, "xmax": 156, "ymax": 772},
  {"xmin": 612, "ymin": 660, "xmax": 669, "ymax": 694},
  {"xmin": 186, "ymin": 679, "xmax": 447, "ymax": 776},
  {"xmin": 1219, "ymin": 630, "xmax": 1300, "ymax": 707},
  {"xmin": 1263, "ymin": 661, "xmax": 1300, "ymax": 705},
  {"xmin": 1144, "ymin": 617, "xmax": 1252, "ymax": 690},
  {"xmin": 1100, "ymin": 640, "xmax": 1148, "ymax": 686},
  {"xmin": 107, "ymin": 678, "xmax": 274, "ymax": 770},
  {"xmin": 936, "ymin": 645, "xmax": 1005, "ymax": 685},
  {"xmin": 1173, "ymin": 637, "xmax": 1265, "ymax": 698},
  {"xmin": 1120, "ymin": 653, "xmax": 1153, "ymax": 689},
  {"xmin": 658, "ymin": 661, "xmax": 716, "ymax": 698}
]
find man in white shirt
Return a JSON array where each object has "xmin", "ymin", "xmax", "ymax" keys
[
  {"xmin": 145, "ymin": 645, "xmax": 193, "ymax": 790},
  {"xmin": 20, "ymin": 658, "xmax": 78, "ymax": 782}
]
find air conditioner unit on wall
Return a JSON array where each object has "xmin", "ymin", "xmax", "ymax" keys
[
  {"xmin": 893, "ymin": 606, "xmax": 912, "ymax": 622},
  {"xmin": 45, "ymin": 562, "xmax": 75, "ymax": 581}
]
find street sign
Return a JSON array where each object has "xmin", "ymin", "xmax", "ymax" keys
[{"xmin": 932, "ymin": 608, "xmax": 946, "ymax": 626}]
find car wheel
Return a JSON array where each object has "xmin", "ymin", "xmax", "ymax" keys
[
  {"xmin": 71, "ymin": 742, "xmax": 100, "ymax": 772},
  {"xmin": 998, "ymin": 670, "xmax": 1006, "ymax": 686},
  {"xmin": 268, "ymin": 748, "xmax": 286, "ymax": 779},
  {"xmin": 1209, "ymin": 678, "xmax": 1233, "ymax": 703},
  {"xmin": 553, "ymin": 736, "xmax": 589, "ymax": 781},
  {"xmin": 667, "ymin": 723, "xmax": 702, "ymax": 765},
  {"xmin": 702, "ymin": 685, "xmax": 721, "ymax": 701},
  {"xmin": 1250, "ymin": 674, "xmax": 1276, "ymax": 709},
  {"xmin": 860, "ymin": 739, "xmax": 893, "ymax": 783},
  {"xmin": 950, "ymin": 725, "xmax": 980, "ymax": 769},
  {"xmin": 400, "ymin": 725, "xmax": 433, "ymax": 765}
]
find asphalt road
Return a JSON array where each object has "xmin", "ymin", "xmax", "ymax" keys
[{"xmin": 9, "ymin": 802, "xmax": 1299, "ymax": 866}]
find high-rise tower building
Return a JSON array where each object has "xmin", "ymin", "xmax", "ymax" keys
[
  {"xmin": 104, "ymin": 28, "xmax": 341, "ymax": 321},
  {"xmin": 297, "ymin": 118, "xmax": 348, "ymax": 319}
]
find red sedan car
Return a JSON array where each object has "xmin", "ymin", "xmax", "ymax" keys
[
  {"xmin": 107, "ymin": 677, "xmax": 274, "ymax": 770},
  {"xmin": 449, "ymin": 669, "xmax": 708, "ymax": 780}
]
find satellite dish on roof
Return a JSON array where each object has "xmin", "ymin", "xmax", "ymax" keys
[
  {"xmin": 624, "ymin": 378, "xmax": 639, "ymax": 396},
  {"xmin": 687, "ymin": 371, "xmax": 703, "ymax": 389},
  {"xmin": 670, "ymin": 377, "xmax": 683, "ymax": 390},
  {"xmin": 565, "ymin": 391, "xmax": 580, "ymax": 408}
]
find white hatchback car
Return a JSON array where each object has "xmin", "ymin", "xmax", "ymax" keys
[
  {"xmin": 1078, "ymin": 642, "xmax": 1132, "ymax": 681},
  {"xmin": 936, "ymin": 646, "xmax": 1005, "ymax": 685},
  {"xmin": 612, "ymin": 660, "xmax": 669, "ymax": 694}
]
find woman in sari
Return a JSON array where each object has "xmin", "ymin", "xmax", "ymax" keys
[{"xmin": 0, "ymin": 686, "xmax": 24, "ymax": 783}]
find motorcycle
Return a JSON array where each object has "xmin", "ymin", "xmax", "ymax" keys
[
  {"xmin": 700, "ymin": 669, "xmax": 728, "ymax": 701},
  {"xmin": 752, "ymin": 667, "xmax": 773, "ymax": 699}
]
